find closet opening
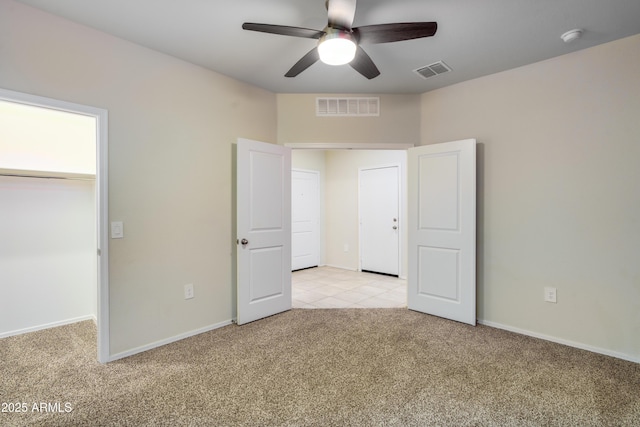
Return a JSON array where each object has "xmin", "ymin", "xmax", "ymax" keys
[{"xmin": 0, "ymin": 89, "xmax": 109, "ymax": 363}]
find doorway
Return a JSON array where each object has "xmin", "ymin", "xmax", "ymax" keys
[
  {"xmin": 239, "ymin": 140, "xmax": 476, "ymax": 324},
  {"xmin": 0, "ymin": 88, "xmax": 109, "ymax": 362},
  {"xmin": 291, "ymin": 149, "xmax": 407, "ymax": 275},
  {"xmin": 290, "ymin": 148, "xmax": 407, "ymax": 309}
]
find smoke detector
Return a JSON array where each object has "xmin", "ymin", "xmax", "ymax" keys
[{"xmin": 561, "ymin": 29, "xmax": 583, "ymax": 43}]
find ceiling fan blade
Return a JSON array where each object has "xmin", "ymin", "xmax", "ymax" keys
[
  {"xmin": 242, "ymin": 23, "xmax": 325, "ymax": 39},
  {"xmin": 285, "ymin": 48, "xmax": 320, "ymax": 77},
  {"xmin": 349, "ymin": 46, "xmax": 380, "ymax": 79},
  {"xmin": 354, "ymin": 22, "xmax": 437, "ymax": 44},
  {"xmin": 327, "ymin": 0, "xmax": 357, "ymax": 30}
]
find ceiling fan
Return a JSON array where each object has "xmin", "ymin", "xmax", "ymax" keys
[{"xmin": 242, "ymin": 0, "xmax": 438, "ymax": 79}]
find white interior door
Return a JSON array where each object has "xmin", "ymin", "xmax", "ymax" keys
[
  {"xmin": 407, "ymin": 139, "xmax": 476, "ymax": 325},
  {"xmin": 236, "ymin": 138, "xmax": 291, "ymax": 325},
  {"xmin": 292, "ymin": 169, "xmax": 319, "ymax": 271},
  {"xmin": 359, "ymin": 165, "xmax": 400, "ymax": 276}
]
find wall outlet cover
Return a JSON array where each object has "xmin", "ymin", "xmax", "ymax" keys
[
  {"xmin": 110, "ymin": 221, "xmax": 124, "ymax": 239},
  {"xmin": 544, "ymin": 286, "xmax": 557, "ymax": 303},
  {"xmin": 184, "ymin": 284, "xmax": 194, "ymax": 300}
]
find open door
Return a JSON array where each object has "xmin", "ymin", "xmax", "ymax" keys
[
  {"xmin": 236, "ymin": 138, "xmax": 292, "ymax": 325},
  {"xmin": 407, "ymin": 139, "xmax": 476, "ymax": 325}
]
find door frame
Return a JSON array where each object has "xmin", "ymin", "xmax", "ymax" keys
[
  {"xmin": 0, "ymin": 87, "xmax": 110, "ymax": 363},
  {"xmin": 358, "ymin": 163, "xmax": 402, "ymax": 276}
]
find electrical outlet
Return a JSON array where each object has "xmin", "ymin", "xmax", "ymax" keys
[
  {"xmin": 343, "ymin": 244, "xmax": 349, "ymax": 252},
  {"xmin": 544, "ymin": 287, "xmax": 557, "ymax": 303},
  {"xmin": 110, "ymin": 221, "xmax": 124, "ymax": 239},
  {"xmin": 184, "ymin": 284, "xmax": 194, "ymax": 300}
]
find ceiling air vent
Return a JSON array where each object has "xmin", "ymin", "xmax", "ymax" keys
[
  {"xmin": 316, "ymin": 97, "xmax": 380, "ymax": 117},
  {"xmin": 414, "ymin": 61, "xmax": 452, "ymax": 79}
]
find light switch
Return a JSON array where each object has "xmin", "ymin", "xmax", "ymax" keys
[{"xmin": 111, "ymin": 221, "xmax": 124, "ymax": 239}]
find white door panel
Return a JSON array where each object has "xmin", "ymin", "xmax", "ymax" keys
[
  {"xmin": 408, "ymin": 139, "xmax": 476, "ymax": 325},
  {"xmin": 418, "ymin": 153, "xmax": 460, "ymax": 230},
  {"xmin": 292, "ymin": 170, "xmax": 319, "ymax": 271},
  {"xmin": 359, "ymin": 166, "xmax": 400, "ymax": 276},
  {"xmin": 237, "ymin": 138, "xmax": 291, "ymax": 325}
]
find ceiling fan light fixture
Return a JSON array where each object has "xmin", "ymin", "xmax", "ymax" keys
[{"xmin": 318, "ymin": 30, "xmax": 356, "ymax": 65}]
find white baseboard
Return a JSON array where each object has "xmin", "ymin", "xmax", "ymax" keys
[
  {"xmin": 108, "ymin": 319, "xmax": 233, "ymax": 362},
  {"xmin": 477, "ymin": 318, "xmax": 639, "ymax": 364},
  {"xmin": 323, "ymin": 264, "xmax": 358, "ymax": 272},
  {"xmin": 319, "ymin": 264, "xmax": 405, "ymax": 279},
  {"xmin": 0, "ymin": 314, "xmax": 96, "ymax": 339}
]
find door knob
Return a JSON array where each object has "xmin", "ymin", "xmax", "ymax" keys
[
  {"xmin": 240, "ymin": 238, "xmax": 249, "ymax": 246},
  {"xmin": 392, "ymin": 226, "xmax": 398, "ymax": 230}
]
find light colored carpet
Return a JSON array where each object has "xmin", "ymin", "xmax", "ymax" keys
[{"xmin": 1, "ymin": 309, "xmax": 638, "ymax": 426}]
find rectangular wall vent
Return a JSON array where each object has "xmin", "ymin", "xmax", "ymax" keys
[
  {"xmin": 414, "ymin": 61, "xmax": 452, "ymax": 79},
  {"xmin": 316, "ymin": 97, "xmax": 380, "ymax": 117}
]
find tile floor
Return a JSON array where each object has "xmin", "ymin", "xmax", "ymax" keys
[{"xmin": 292, "ymin": 266, "xmax": 407, "ymax": 309}]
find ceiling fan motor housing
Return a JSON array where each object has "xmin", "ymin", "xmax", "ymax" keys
[{"xmin": 318, "ymin": 27, "xmax": 357, "ymax": 65}]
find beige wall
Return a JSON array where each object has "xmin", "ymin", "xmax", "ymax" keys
[
  {"xmin": 277, "ymin": 93, "xmax": 420, "ymax": 145},
  {"xmin": 0, "ymin": 0, "xmax": 277, "ymax": 356},
  {"xmin": 421, "ymin": 34, "xmax": 640, "ymax": 361}
]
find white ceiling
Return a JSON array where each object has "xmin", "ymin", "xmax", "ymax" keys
[{"xmin": 16, "ymin": 0, "xmax": 640, "ymax": 94}]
